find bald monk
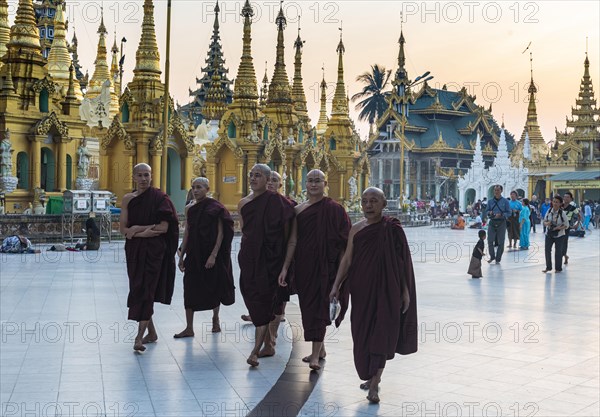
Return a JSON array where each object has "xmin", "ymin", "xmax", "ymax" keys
[
  {"xmin": 120, "ymin": 163, "xmax": 179, "ymax": 352},
  {"xmin": 238, "ymin": 164, "xmax": 295, "ymax": 366},
  {"xmin": 330, "ymin": 187, "xmax": 417, "ymax": 403},
  {"xmin": 280, "ymin": 169, "xmax": 350, "ymax": 370},
  {"xmin": 175, "ymin": 177, "xmax": 235, "ymax": 338},
  {"xmin": 242, "ymin": 171, "xmax": 297, "ymax": 358}
]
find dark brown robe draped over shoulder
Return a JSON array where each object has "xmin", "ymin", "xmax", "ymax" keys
[
  {"xmin": 238, "ymin": 191, "xmax": 295, "ymax": 327},
  {"xmin": 295, "ymin": 198, "xmax": 351, "ymax": 341},
  {"xmin": 125, "ymin": 187, "xmax": 179, "ymax": 322},
  {"xmin": 183, "ymin": 198, "xmax": 235, "ymax": 310},
  {"xmin": 343, "ymin": 216, "xmax": 418, "ymax": 381}
]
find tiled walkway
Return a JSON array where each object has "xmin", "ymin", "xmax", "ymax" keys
[{"xmin": 1, "ymin": 227, "xmax": 598, "ymax": 416}]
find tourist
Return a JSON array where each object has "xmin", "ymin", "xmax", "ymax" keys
[
  {"xmin": 594, "ymin": 201, "xmax": 600, "ymax": 229},
  {"xmin": 0, "ymin": 235, "xmax": 40, "ymax": 254},
  {"xmin": 507, "ymin": 191, "xmax": 522, "ymax": 248},
  {"xmin": 468, "ymin": 230, "xmax": 486, "ymax": 278},
  {"xmin": 540, "ymin": 198, "xmax": 551, "ymax": 233},
  {"xmin": 329, "ymin": 187, "xmax": 417, "ymax": 404},
  {"xmin": 75, "ymin": 217, "xmax": 101, "ymax": 251},
  {"xmin": 120, "ymin": 163, "xmax": 179, "ymax": 352},
  {"xmin": 237, "ymin": 164, "xmax": 295, "ymax": 367},
  {"xmin": 582, "ymin": 201, "xmax": 592, "ymax": 231},
  {"xmin": 543, "ymin": 196, "xmax": 569, "ymax": 273},
  {"xmin": 529, "ymin": 195, "xmax": 539, "ymax": 233},
  {"xmin": 285, "ymin": 169, "xmax": 351, "ymax": 371},
  {"xmin": 486, "ymin": 185, "xmax": 510, "ymax": 264},
  {"xmin": 174, "ymin": 177, "xmax": 235, "ymax": 339},
  {"xmin": 562, "ymin": 192, "xmax": 580, "ymax": 265},
  {"xmin": 519, "ymin": 198, "xmax": 531, "ymax": 250}
]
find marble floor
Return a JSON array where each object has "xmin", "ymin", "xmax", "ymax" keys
[{"xmin": 1, "ymin": 226, "xmax": 598, "ymax": 417}]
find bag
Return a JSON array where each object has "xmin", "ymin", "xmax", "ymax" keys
[
  {"xmin": 329, "ymin": 298, "xmax": 341, "ymax": 322},
  {"xmin": 548, "ymin": 228, "xmax": 560, "ymax": 239}
]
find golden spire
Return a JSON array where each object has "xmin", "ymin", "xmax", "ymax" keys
[
  {"xmin": 232, "ymin": 0, "xmax": 258, "ymax": 101},
  {"xmin": 520, "ymin": 52, "xmax": 544, "ymax": 146},
  {"xmin": 0, "ymin": 0, "xmax": 9, "ymax": 61},
  {"xmin": 6, "ymin": 0, "xmax": 42, "ymax": 57},
  {"xmin": 292, "ymin": 20, "xmax": 309, "ymax": 121},
  {"xmin": 133, "ymin": 0, "xmax": 161, "ymax": 82},
  {"xmin": 110, "ymin": 31, "xmax": 120, "ymax": 91},
  {"xmin": 394, "ymin": 29, "xmax": 409, "ymax": 85},
  {"xmin": 87, "ymin": 8, "xmax": 112, "ymax": 98},
  {"xmin": 47, "ymin": 1, "xmax": 82, "ymax": 100},
  {"xmin": 1, "ymin": 62, "xmax": 14, "ymax": 93},
  {"xmin": 266, "ymin": 2, "xmax": 292, "ymax": 106},
  {"xmin": 316, "ymin": 66, "xmax": 328, "ymax": 134},
  {"xmin": 330, "ymin": 26, "xmax": 350, "ymax": 122}
]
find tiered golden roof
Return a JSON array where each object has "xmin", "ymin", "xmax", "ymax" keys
[
  {"xmin": 110, "ymin": 34, "xmax": 121, "ymax": 94},
  {"xmin": 316, "ymin": 71, "xmax": 328, "ymax": 134},
  {"xmin": 232, "ymin": 0, "xmax": 259, "ymax": 102},
  {"xmin": 6, "ymin": 0, "xmax": 42, "ymax": 57},
  {"xmin": 203, "ymin": 56, "xmax": 228, "ymax": 120},
  {"xmin": 0, "ymin": 0, "xmax": 9, "ymax": 68},
  {"xmin": 87, "ymin": 11, "xmax": 111, "ymax": 98}
]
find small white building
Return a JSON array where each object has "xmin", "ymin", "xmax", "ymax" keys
[{"xmin": 458, "ymin": 130, "xmax": 529, "ymax": 211}]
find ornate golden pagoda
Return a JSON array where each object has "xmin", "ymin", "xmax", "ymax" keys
[
  {"xmin": 110, "ymin": 33, "xmax": 121, "ymax": 94},
  {"xmin": 0, "ymin": 0, "xmax": 88, "ymax": 211},
  {"xmin": 291, "ymin": 24, "xmax": 309, "ymax": 124},
  {"xmin": 202, "ymin": 54, "xmax": 228, "ymax": 120},
  {"xmin": 46, "ymin": 1, "xmax": 82, "ymax": 101},
  {"xmin": 323, "ymin": 30, "xmax": 369, "ymax": 201},
  {"xmin": 553, "ymin": 53, "xmax": 600, "ymax": 162},
  {"xmin": 259, "ymin": 64, "xmax": 269, "ymax": 110},
  {"xmin": 316, "ymin": 70, "xmax": 329, "ymax": 135},
  {"xmin": 100, "ymin": 0, "xmax": 194, "ymax": 210}
]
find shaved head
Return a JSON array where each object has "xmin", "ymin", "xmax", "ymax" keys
[
  {"xmin": 251, "ymin": 164, "xmax": 272, "ymax": 177},
  {"xmin": 307, "ymin": 169, "xmax": 325, "ymax": 180},
  {"xmin": 192, "ymin": 177, "xmax": 209, "ymax": 187},
  {"xmin": 270, "ymin": 171, "xmax": 282, "ymax": 181},
  {"xmin": 362, "ymin": 187, "xmax": 385, "ymax": 199},
  {"xmin": 133, "ymin": 163, "xmax": 152, "ymax": 174}
]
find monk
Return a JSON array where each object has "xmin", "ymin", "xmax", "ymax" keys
[
  {"xmin": 280, "ymin": 169, "xmax": 350, "ymax": 370},
  {"xmin": 242, "ymin": 171, "xmax": 297, "ymax": 358},
  {"xmin": 175, "ymin": 177, "xmax": 235, "ymax": 338},
  {"xmin": 238, "ymin": 164, "xmax": 295, "ymax": 366},
  {"xmin": 120, "ymin": 163, "xmax": 179, "ymax": 352},
  {"xmin": 330, "ymin": 187, "xmax": 417, "ymax": 403}
]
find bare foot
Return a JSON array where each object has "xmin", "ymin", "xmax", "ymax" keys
[
  {"xmin": 359, "ymin": 381, "xmax": 370, "ymax": 390},
  {"xmin": 246, "ymin": 355, "xmax": 259, "ymax": 367},
  {"xmin": 142, "ymin": 334, "xmax": 157, "ymax": 344},
  {"xmin": 309, "ymin": 361, "xmax": 321, "ymax": 371},
  {"xmin": 257, "ymin": 347, "xmax": 275, "ymax": 358},
  {"xmin": 133, "ymin": 338, "xmax": 146, "ymax": 352},
  {"xmin": 241, "ymin": 314, "xmax": 252, "ymax": 322},
  {"xmin": 366, "ymin": 392, "xmax": 380, "ymax": 404},
  {"xmin": 301, "ymin": 347, "xmax": 326, "ymax": 363},
  {"xmin": 173, "ymin": 330, "xmax": 194, "ymax": 339},
  {"xmin": 212, "ymin": 320, "xmax": 221, "ymax": 333}
]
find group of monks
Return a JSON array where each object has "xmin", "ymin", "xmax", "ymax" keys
[{"xmin": 120, "ymin": 163, "xmax": 417, "ymax": 404}]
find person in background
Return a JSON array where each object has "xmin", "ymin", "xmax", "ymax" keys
[
  {"xmin": 543, "ymin": 196, "xmax": 569, "ymax": 273},
  {"xmin": 468, "ymin": 230, "xmax": 486, "ymax": 278},
  {"xmin": 540, "ymin": 198, "xmax": 551, "ymax": 233},
  {"xmin": 519, "ymin": 199, "xmax": 531, "ymax": 250}
]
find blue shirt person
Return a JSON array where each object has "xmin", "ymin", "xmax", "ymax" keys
[{"xmin": 486, "ymin": 185, "xmax": 511, "ymax": 264}]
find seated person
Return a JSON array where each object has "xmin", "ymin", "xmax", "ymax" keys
[
  {"xmin": 469, "ymin": 211, "xmax": 483, "ymax": 229},
  {"xmin": 0, "ymin": 235, "xmax": 40, "ymax": 254},
  {"xmin": 451, "ymin": 213, "xmax": 466, "ymax": 230},
  {"xmin": 75, "ymin": 218, "xmax": 101, "ymax": 250}
]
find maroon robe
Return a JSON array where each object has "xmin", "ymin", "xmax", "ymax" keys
[
  {"xmin": 238, "ymin": 191, "xmax": 295, "ymax": 327},
  {"xmin": 125, "ymin": 187, "xmax": 179, "ymax": 322},
  {"xmin": 295, "ymin": 198, "xmax": 350, "ymax": 341},
  {"xmin": 183, "ymin": 198, "xmax": 235, "ymax": 311},
  {"xmin": 342, "ymin": 216, "xmax": 418, "ymax": 380}
]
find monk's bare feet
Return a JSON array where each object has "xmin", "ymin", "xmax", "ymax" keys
[
  {"xmin": 366, "ymin": 391, "xmax": 380, "ymax": 404},
  {"xmin": 246, "ymin": 355, "xmax": 259, "ymax": 367},
  {"xmin": 212, "ymin": 319, "xmax": 221, "ymax": 333},
  {"xmin": 302, "ymin": 346, "xmax": 326, "ymax": 363},
  {"xmin": 359, "ymin": 380, "xmax": 371, "ymax": 390},
  {"xmin": 241, "ymin": 314, "xmax": 252, "ymax": 322},
  {"xmin": 309, "ymin": 360, "xmax": 321, "ymax": 371},
  {"xmin": 173, "ymin": 330, "xmax": 194, "ymax": 339},
  {"xmin": 133, "ymin": 338, "xmax": 146, "ymax": 352},
  {"xmin": 257, "ymin": 346, "xmax": 275, "ymax": 358},
  {"xmin": 142, "ymin": 334, "xmax": 157, "ymax": 344}
]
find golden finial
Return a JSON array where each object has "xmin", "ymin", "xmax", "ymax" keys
[
  {"xmin": 292, "ymin": 14, "xmax": 308, "ymax": 121},
  {"xmin": 234, "ymin": 0, "xmax": 259, "ymax": 100},
  {"xmin": 0, "ymin": 0, "xmax": 9, "ymax": 60},
  {"xmin": 133, "ymin": 0, "xmax": 161, "ymax": 81},
  {"xmin": 266, "ymin": 0, "xmax": 292, "ymax": 105},
  {"xmin": 6, "ymin": 0, "xmax": 43, "ymax": 57}
]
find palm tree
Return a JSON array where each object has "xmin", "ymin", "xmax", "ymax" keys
[{"xmin": 351, "ymin": 65, "xmax": 392, "ymax": 129}]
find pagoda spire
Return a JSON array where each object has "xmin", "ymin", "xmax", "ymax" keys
[
  {"xmin": 69, "ymin": 29, "xmax": 88, "ymax": 90},
  {"xmin": 330, "ymin": 27, "xmax": 350, "ymax": 122},
  {"xmin": 292, "ymin": 20, "xmax": 309, "ymax": 122},
  {"xmin": 472, "ymin": 132, "xmax": 484, "ymax": 169},
  {"xmin": 110, "ymin": 32, "xmax": 120, "ymax": 91},
  {"xmin": 259, "ymin": 62, "xmax": 269, "ymax": 108},
  {"xmin": 393, "ymin": 29, "xmax": 409, "ymax": 86},
  {"xmin": 520, "ymin": 53, "xmax": 544, "ymax": 146},
  {"xmin": 47, "ymin": 1, "xmax": 82, "ymax": 100},
  {"xmin": 233, "ymin": 0, "xmax": 258, "ymax": 101},
  {"xmin": 6, "ymin": 0, "xmax": 42, "ymax": 57},
  {"xmin": 87, "ymin": 8, "xmax": 112, "ymax": 99},
  {"xmin": 133, "ymin": 0, "xmax": 161, "ymax": 82},
  {"xmin": 203, "ymin": 51, "xmax": 228, "ymax": 120},
  {"xmin": 0, "ymin": 0, "xmax": 10, "ymax": 63},
  {"xmin": 266, "ymin": 2, "xmax": 292, "ymax": 107},
  {"xmin": 316, "ymin": 67, "xmax": 328, "ymax": 134}
]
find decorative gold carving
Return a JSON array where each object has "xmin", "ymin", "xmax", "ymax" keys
[
  {"xmin": 31, "ymin": 111, "xmax": 69, "ymax": 136},
  {"xmin": 31, "ymin": 77, "xmax": 58, "ymax": 94},
  {"xmin": 102, "ymin": 116, "xmax": 133, "ymax": 150}
]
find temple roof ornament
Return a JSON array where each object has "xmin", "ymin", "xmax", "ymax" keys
[
  {"xmin": 233, "ymin": 0, "xmax": 259, "ymax": 101},
  {"xmin": 0, "ymin": 0, "xmax": 10, "ymax": 64},
  {"xmin": 330, "ymin": 26, "xmax": 350, "ymax": 122},
  {"xmin": 110, "ymin": 32, "xmax": 120, "ymax": 92},
  {"xmin": 133, "ymin": 0, "xmax": 161, "ymax": 82},
  {"xmin": 87, "ymin": 8, "xmax": 112, "ymax": 99},
  {"xmin": 6, "ymin": 0, "xmax": 42, "ymax": 57},
  {"xmin": 259, "ymin": 63, "xmax": 269, "ymax": 109},
  {"xmin": 291, "ymin": 21, "xmax": 309, "ymax": 123},
  {"xmin": 316, "ymin": 68, "xmax": 328, "ymax": 134},
  {"xmin": 266, "ymin": 2, "xmax": 292, "ymax": 107},
  {"xmin": 69, "ymin": 29, "xmax": 88, "ymax": 90}
]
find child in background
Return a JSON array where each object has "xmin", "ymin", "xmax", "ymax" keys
[{"xmin": 468, "ymin": 230, "xmax": 486, "ymax": 279}]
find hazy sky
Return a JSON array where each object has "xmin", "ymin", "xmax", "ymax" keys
[{"xmin": 7, "ymin": 1, "xmax": 600, "ymax": 144}]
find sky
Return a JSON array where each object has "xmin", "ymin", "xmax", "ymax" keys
[{"xmin": 7, "ymin": 1, "xmax": 600, "ymax": 144}]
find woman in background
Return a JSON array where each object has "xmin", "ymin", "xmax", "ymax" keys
[{"xmin": 519, "ymin": 199, "xmax": 531, "ymax": 250}]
